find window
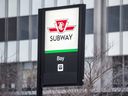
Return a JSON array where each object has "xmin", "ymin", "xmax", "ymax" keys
[
  {"xmin": 0, "ymin": 18, "xmax": 5, "ymax": 41},
  {"xmin": 113, "ymin": 56, "xmax": 128, "ymax": 88},
  {"xmin": 124, "ymin": 56, "xmax": 128, "ymax": 87},
  {"xmin": 86, "ymin": 9, "xmax": 94, "ymax": 34},
  {"xmin": 8, "ymin": 17, "xmax": 17, "ymax": 41},
  {"xmin": 0, "ymin": 63, "xmax": 17, "ymax": 91},
  {"xmin": 122, "ymin": 5, "xmax": 128, "ymax": 31},
  {"xmin": 107, "ymin": 5, "xmax": 128, "ymax": 32},
  {"xmin": 32, "ymin": 15, "xmax": 38, "ymax": 39},
  {"xmin": 19, "ymin": 16, "xmax": 29, "ymax": 40},
  {"xmin": 107, "ymin": 6, "xmax": 120, "ymax": 32},
  {"xmin": 113, "ymin": 56, "xmax": 123, "ymax": 87},
  {"xmin": 22, "ymin": 62, "xmax": 37, "ymax": 91}
]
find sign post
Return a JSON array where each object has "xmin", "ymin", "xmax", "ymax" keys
[{"xmin": 37, "ymin": 4, "xmax": 86, "ymax": 96}]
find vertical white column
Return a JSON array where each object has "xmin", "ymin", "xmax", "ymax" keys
[{"xmin": 94, "ymin": 0, "xmax": 107, "ymax": 92}]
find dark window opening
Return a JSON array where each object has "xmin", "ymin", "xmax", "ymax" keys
[
  {"xmin": 108, "ymin": 6, "xmax": 120, "ymax": 32},
  {"xmin": 8, "ymin": 17, "xmax": 17, "ymax": 41},
  {"xmin": 19, "ymin": 16, "xmax": 29, "ymax": 40},
  {"xmin": 0, "ymin": 18, "xmax": 5, "ymax": 41},
  {"xmin": 0, "ymin": 63, "xmax": 17, "ymax": 91},
  {"xmin": 122, "ymin": 5, "xmax": 128, "ymax": 31},
  {"xmin": 86, "ymin": 9, "xmax": 94, "ymax": 34},
  {"xmin": 31, "ymin": 15, "xmax": 38, "ymax": 39},
  {"xmin": 113, "ymin": 56, "xmax": 123, "ymax": 87},
  {"xmin": 124, "ymin": 56, "xmax": 128, "ymax": 87}
]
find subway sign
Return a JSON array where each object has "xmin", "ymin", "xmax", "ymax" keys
[{"xmin": 38, "ymin": 4, "xmax": 86, "ymax": 86}]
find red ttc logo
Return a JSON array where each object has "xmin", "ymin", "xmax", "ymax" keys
[{"xmin": 48, "ymin": 19, "xmax": 75, "ymax": 33}]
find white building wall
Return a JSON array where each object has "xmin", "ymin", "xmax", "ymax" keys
[
  {"xmin": 123, "ymin": 0, "xmax": 128, "ymax": 5},
  {"xmin": 57, "ymin": 0, "xmax": 67, "ymax": 6},
  {"xmin": 32, "ymin": 0, "xmax": 42, "ymax": 15},
  {"xmin": 8, "ymin": 0, "xmax": 17, "ymax": 17},
  {"xmin": 44, "ymin": 0, "xmax": 54, "ymax": 8},
  {"xmin": 108, "ymin": 0, "xmax": 120, "ymax": 6},
  {"xmin": 85, "ymin": 35, "xmax": 94, "ymax": 57},
  {"xmin": 7, "ymin": 41, "xmax": 16, "ymax": 62},
  {"xmin": 20, "ymin": 0, "xmax": 29, "ymax": 16},
  {"xmin": 0, "ymin": 0, "xmax": 5, "ymax": 18},
  {"xmin": 107, "ymin": 32, "xmax": 120, "ymax": 56},
  {"xmin": 19, "ymin": 40, "xmax": 29, "ymax": 62},
  {"xmin": 70, "ymin": 0, "xmax": 80, "ymax": 5},
  {"xmin": 123, "ymin": 32, "xmax": 128, "ymax": 55},
  {"xmin": 84, "ymin": 0, "xmax": 94, "ymax": 9},
  {"xmin": 31, "ymin": 39, "xmax": 38, "ymax": 61},
  {"xmin": 0, "ymin": 42, "xmax": 5, "ymax": 63}
]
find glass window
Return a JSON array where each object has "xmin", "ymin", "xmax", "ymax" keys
[
  {"xmin": 122, "ymin": 93, "xmax": 128, "ymax": 96},
  {"xmin": 86, "ymin": 9, "xmax": 94, "ymax": 34},
  {"xmin": 0, "ymin": 0, "xmax": 5, "ymax": 18},
  {"xmin": 0, "ymin": 63, "xmax": 17, "ymax": 90},
  {"xmin": 22, "ymin": 62, "xmax": 36, "ymax": 90},
  {"xmin": 24, "ymin": 63, "xmax": 32, "ymax": 70},
  {"xmin": 19, "ymin": 16, "xmax": 29, "ymax": 40},
  {"xmin": 107, "ymin": 6, "xmax": 120, "ymax": 32},
  {"xmin": 7, "ymin": 41, "xmax": 16, "ymax": 63},
  {"xmin": 20, "ymin": 0, "xmax": 29, "ymax": 16},
  {"xmin": 19, "ymin": 40, "xmax": 29, "ymax": 62},
  {"xmin": 124, "ymin": 56, "xmax": 128, "ymax": 87},
  {"xmin": 32, "ymin": 15, "xmax": 38, "ymax": 39},
  {"xmin": 122, "ymin": 5, "xmax": 128, "ymax": 31},
  {"xmin": 8, "ymin": 17, "xmax": 17, "ymax": 41},
  {"xmin": 57, "ymin": 0, "xmax": 67, "ymax": 6},
  {"xmin": 33, "ymin": 62, "xmax": 37, "ymax": 69},
  {"xmin": 113, "ymin": 56, "xmax": 123, "ymax": 87},
  {"xmin": 44, "ymin": 0, "xmax": 54, "ymax": 8},
  {"xmin": 8, "ymin": 0, "xmax": 17, "ymax": 17},
  {"xmin": 32, "ymin": 0, "xmax": 41, "ymax": 15},
  {"xmin": 0, "ymin": 18, "xmax": 5, "ymax": 41}
]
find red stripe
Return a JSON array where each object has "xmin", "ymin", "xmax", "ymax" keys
[
  {"xmin": 66, "ymin": 26, "xmax": 75, "ymax": 31},
  {"xmin": 49, "ymin": 28, "xmax": 57, "ymax": 32}
]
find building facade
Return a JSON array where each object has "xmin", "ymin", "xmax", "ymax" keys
[{"xmin": 0, "ymin": 0, "xmax": 128, "ymax": 95}]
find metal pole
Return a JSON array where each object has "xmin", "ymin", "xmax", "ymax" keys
[
  {"xmin": 37, "ymin": 64, "xmax": 43, "ymax": 96},
  {"xmin": 37, "ymin": 8, "xmax": 44, "ymax": 96},
  {"xmin": 37, "ymin": 46, "xmax": 43, "ymax": 96}
]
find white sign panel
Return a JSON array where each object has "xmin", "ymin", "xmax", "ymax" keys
[{"xmin": 45, "ymin": 8, "xmax": 79, "ymax": 53}]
